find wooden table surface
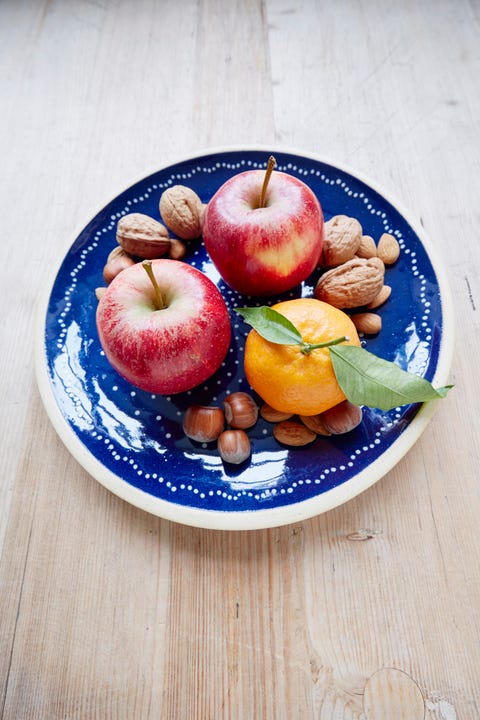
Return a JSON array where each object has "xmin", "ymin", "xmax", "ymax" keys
[{"xmin": 1, "ymin": 1, "xmax": 478, "ymax": 718}]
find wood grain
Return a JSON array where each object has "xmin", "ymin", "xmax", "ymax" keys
[
  {"xmin": 1, "ymin": 0, "xmax": 479, "ymax": 718},
  {"xmin": 364, "ymin": 668, "xmax": 425, "ymax": 719}
]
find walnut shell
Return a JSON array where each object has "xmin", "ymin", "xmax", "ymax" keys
[
  {"xmin": 321, "ymin": 215, "xmax": 363, "ymax": 267},
  {"xmin": 159, "ymin": 185, "xmax": 203, "ymax": 240},
  {"xmin": 116, "ymin": 213, "xmax": 170, "ymax": 259},
  {"xmin": 314, "ymin": 257, "xmax": 385, "ymax": 308}
]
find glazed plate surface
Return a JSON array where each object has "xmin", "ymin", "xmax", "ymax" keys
[{"xmin": 35, "ymin": 148, "xmax": 454, "ymax": 529}]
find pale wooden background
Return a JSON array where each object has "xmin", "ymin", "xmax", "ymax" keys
[{"xmin": 1, "ymin": 1, "xmax": 479, "ymax": 718}]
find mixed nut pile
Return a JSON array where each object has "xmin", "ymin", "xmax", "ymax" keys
[
  {"xmin": 183, "ymin": 392, "xmax": 364, "ymax": 464},
  {"xmin": 98, "ymin": 185, "xmax": 206, "ymax": 290},
  {"xmin": 96, "ymin": 180, "xmax": 401, "ymax": 464},
  {"xmin": 315, "ymin": 214, "xmax": 400, "ymax": 333}
]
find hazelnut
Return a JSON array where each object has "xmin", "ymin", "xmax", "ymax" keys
[
  {"xmin": 321, "ymin": 400, "xmax": 362, "ymax": 434},
  {"xmin": 217, "ymin": 430, "xmax": 251, "ymax": 465},
  {"xmin": 223, "ymin": 392, "xmax": 258, "ymax": 429},
  {"xmin": 299, "ymin": 414, "xmax": 331, "ymax": 436},
  {"xmin": 182, "ymin": 405, "xmax": 225, "ymax": 442}
]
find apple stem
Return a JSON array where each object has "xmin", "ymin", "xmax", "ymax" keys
[
  {"xmin": 259, "ymin": 155, "xmax": 276, "ymax": 208},
  {"xmin": 142, "ymin": 260, "xmax": 166, "ymax": 310}
]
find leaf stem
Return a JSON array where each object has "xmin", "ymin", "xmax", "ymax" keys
[
  {"xmin": 142, "ymin": 260, "xmax": 166, "ymax": 310},
  {"xmin": 259, "ymin": 155, "xmax": 276, "ymax": 208},
  {"xmin": 301, "ymin": 335, "xmax": 349, "ymax": 355}
]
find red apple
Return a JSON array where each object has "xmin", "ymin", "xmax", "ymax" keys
[
  {"xmin": 202, "ymin": 158, "xmax": 324, "ymax": 296},
  {"xmin": 96, "ymin": 259, "xmax": 231, "ymax": 394}
]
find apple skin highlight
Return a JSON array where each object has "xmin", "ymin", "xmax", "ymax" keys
[
  {"xmin": 96, "ymin": 260, "xmax": 231, "ymax": 394},
  {"xmin": 203, "ymin": 169, "xmax": 324, "ymax": 296}
]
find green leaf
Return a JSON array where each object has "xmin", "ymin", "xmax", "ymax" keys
[
  {"xmin": 234, "ymin": 306, "xmax": 303, "ymax": 346},
  {"xmin": 329, "ymin": 344, "xmax": 453, "ymax": 410}
]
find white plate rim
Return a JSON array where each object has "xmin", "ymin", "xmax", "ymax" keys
[{"xmin": 34, "ymin": 144, "xmax": 455, "ymax": 530}]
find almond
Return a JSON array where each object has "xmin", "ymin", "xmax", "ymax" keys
[
  {"xmin": 314, "ymin": 257, "xmax": 385, "ymax": 308},
  {"xmin": 322, "ymin": 215, "xmax": 362, "ymax": 267},
  {"xmin": 116, "ymin": 213, "xmax": 171, "ymax": 259},
  {"xmin": 299, "ymin": 414, "xmax": 331, "ymax": 436},
  {"xmin": 377, "ymin": 233, "xmax": 400, "ymax": 264},
  {"xmin": 356, "ymin": 235, "xmax": 377, "ymax": 259},
  {"xmin": 107, "ymin": 245, "xmax": 128, "ymax": 263},
  {"xmin": 95, "ymin": 287, "xmax": 107, "ymax": 301},
  {"xmin": 260, "ymin": 403, "xmax": 293, "ymax": 423},
  {"xmin": 273, "ymin": 420, "xmax": 316, "ymax": 446},
  {"xmin": 350, "ymin": 312, "xmax": 382, "ymax": 335},
  {"xmin": 160, "ymin": 185, "xmax": 204, "ymax": 240},
  {"xmin": 103, "ymin": 246, "xmax": 135, "ymax": 283},
  {"xmin": 367, "ymin": 284, "xmax": 391, "ymax": 309},
  {"xmin": 199, "ymin": 203, "xmax": 207, "ymax": 230},
  {"xmin": 168, "ymin": 238, "xmax": 187, "ymax": 260}
]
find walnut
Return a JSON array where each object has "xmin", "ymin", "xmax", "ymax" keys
[
  {"xmin": 159, "ymin": 185, "xmax": 204, "ymax": 240},
  {"xmin": 321, "ymin": 215, "xmax": 363, "ymax": 267}
]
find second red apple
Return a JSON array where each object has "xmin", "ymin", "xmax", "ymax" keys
[{"xmin": 96, "ymin": 259, "xmax": 231, "ymax": 395}]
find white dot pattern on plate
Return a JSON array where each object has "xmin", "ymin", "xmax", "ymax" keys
[{"xmin": 50, "ymin": 156, "xmax": 437, "ymax": 507}]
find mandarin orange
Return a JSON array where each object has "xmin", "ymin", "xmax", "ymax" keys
[{"xmin": 243, "ymin": 298, "xmax": 360, "ymax": 416}]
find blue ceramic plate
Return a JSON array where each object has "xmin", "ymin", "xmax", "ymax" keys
[{"xmin": 35, "ymin": 147, "xmax": 454, "ymax": 530}]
